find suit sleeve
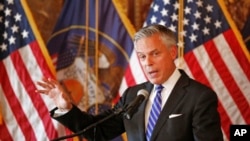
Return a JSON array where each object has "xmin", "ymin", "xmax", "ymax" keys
[{"xmin": 50, "ymin": 104, "xmax": 125, "ymax": 140}]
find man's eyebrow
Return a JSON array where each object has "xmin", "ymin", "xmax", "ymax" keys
[{"xmin": 137, "ymin": 49, "xmax": 158, "ymax": 54}]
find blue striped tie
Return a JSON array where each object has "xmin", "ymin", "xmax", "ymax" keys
[{"xmin": 146, "ymin": 85, "xmax": 164, "ymax": 141}]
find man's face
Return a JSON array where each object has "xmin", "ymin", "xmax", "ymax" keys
[{"xmin": 135, "ymin": 33, "xmax": 177, "ymax": 84}]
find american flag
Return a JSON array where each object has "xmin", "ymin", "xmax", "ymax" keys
[
  {"xmin": 0, "ymin": 0, "xmax": 71, "ymax": 140},
  {"xmin": 119, "ymin": 0, "xmax": 250, "ymax": 140}
]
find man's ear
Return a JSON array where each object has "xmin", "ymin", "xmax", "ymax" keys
[{"xmin": 170, "ymin": 45, "xmax": 178, "ymax": 59}]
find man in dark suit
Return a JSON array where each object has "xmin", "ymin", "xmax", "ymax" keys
[{"xmin": 36, "ymin": 24, "xmax": 223, "ymax": 141}]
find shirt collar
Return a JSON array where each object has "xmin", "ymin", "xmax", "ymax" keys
[{"xmin": 154, "ymin": 68, "xmax": 181, "ymax": 92}]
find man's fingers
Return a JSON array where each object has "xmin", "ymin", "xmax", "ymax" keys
[
  {"xmin": 36, "ymin": 89, "xmax": 57, "ymax": 98},
  {"xmin": 37, "ymin": 79, "xmax": 56, "ymax": 89},
  {"xmin": 37, "ymin": 81, "xmax": 51, "ymax": 89},
  {"xmin": 36, "ymin": 81, "xmax": 47, "ymax": 88},
  {"xmin": 48, "ymin": 78, "xmax": 60, "ymax": 86},
  {"xmin": 35, "ymin": 89, "xmax": 48, "ymax": 94}
]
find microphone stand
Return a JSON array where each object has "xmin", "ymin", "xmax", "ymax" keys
[{"xmin": 51, "ymin": 107, "xmax": 125, "ymax": 141}]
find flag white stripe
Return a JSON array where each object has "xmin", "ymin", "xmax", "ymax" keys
[
  {"xmin": 221, "ymin": 129, "xmax": 227, "ymax": 141},
  {"xmin": 175, "ymin": 58, "xmax": 194, "ymax": 79},
  {"xmin": 193, "ymin": 45, "xmax": 246, "ymax": 124},
  {"xmin": 214, "ymin": 35, "xmax": 250, "ymax": 100},
  {"xmin": 0, "ymin": 86, "xmax": 26, "ymax": 141},
  {"xmin": 119, "ymin": 78, "xmax": 128, "ymax": 96}
]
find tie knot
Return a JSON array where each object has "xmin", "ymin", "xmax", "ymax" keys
[{"xmin": 156, "ymin": 85, "xmax": 164, "ymax": 92}]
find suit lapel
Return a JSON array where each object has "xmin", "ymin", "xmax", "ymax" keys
[{"xmin": 150, "ymin": 70, "xmax": 189, "ymax": 141}]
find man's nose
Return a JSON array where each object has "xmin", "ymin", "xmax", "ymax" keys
[{"xmin": 144, "ymin": 56, "xmax": 153, "ymax": 66}]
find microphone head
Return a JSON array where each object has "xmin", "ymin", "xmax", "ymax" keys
[
  {"xmin": 124, "ymin": 89, "xmax": 149, "ymax": 120},
  {"xmin": 137, "ymin": 89, "xmax": 149, "ymax": 99}
]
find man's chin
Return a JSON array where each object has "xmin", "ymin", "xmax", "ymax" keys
[{"xmin": 148, "ymin": 78, "xmax": 161, "ymax": 85}]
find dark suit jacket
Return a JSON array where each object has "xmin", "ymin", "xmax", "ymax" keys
[{"xmin": 51, "ymin": 70, "xmax": 223, "ymax": 141}]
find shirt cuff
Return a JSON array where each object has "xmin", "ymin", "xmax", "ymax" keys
[{"xmin": 53, "ymin": 108, "xmax": 70, "ymax": 117}]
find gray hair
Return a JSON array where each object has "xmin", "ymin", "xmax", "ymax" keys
[{"xmin": 134, "ymin": 24, "xmax": 177, "ymax": 48}]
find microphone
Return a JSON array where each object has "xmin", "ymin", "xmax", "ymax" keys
[{"xmin": 124, "ymin": 89, "xmax": 149, "ymax": 120}]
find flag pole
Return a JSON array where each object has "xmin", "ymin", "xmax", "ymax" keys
[
  {"xmin": 84, "ymin": 0, "xmax": 90, "ymax": 108},
  {"xmin": 177, "ymin": 0, "xmax": 184, "ymax": 68},
  {"xmin": 95, "ymin": 0, "xmax": 99, "ymax": 115}
]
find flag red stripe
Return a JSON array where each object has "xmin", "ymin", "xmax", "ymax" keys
[
  {"xmin": 223, "ymin": 30, "xmax": 250, "ymax": 81},
  {"xmin": 113, "ymin": 92, "xmax": 122, "ymax": 104},
  {"xmin": 65, "ymin": 128, "xmax": 74, "ymax": 141},
  {"xmin": 184, "ymin": 51, "xmax": 211, "ymax": 85},
  {"xmin": 184, "ymin": 51, "xmax": 232, "ymax": 139},
  {"xmin": 204, "ymin": 39, "xmax": 250, "ymax": 123},
  {"xmin": 30, "ymin": 41, "xmax": 55, "ymax": 79},
  {"xmin": 217, "ymin": 102, "xmax": 232, "ymax": 139},
  {"xmin": 0, "ymin": 61, "xmax": 37, "ymax": 140},
  {"xmin": 125, "ymin": 65, "xmax": 136, "ymax": 86},
  {"xmin": 0, "ymin": 121, "xmax": 13, "ymax": 141},
  {"xmin": 10, "ymin": 49, "xmax": 58, "ymax": 139}
]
